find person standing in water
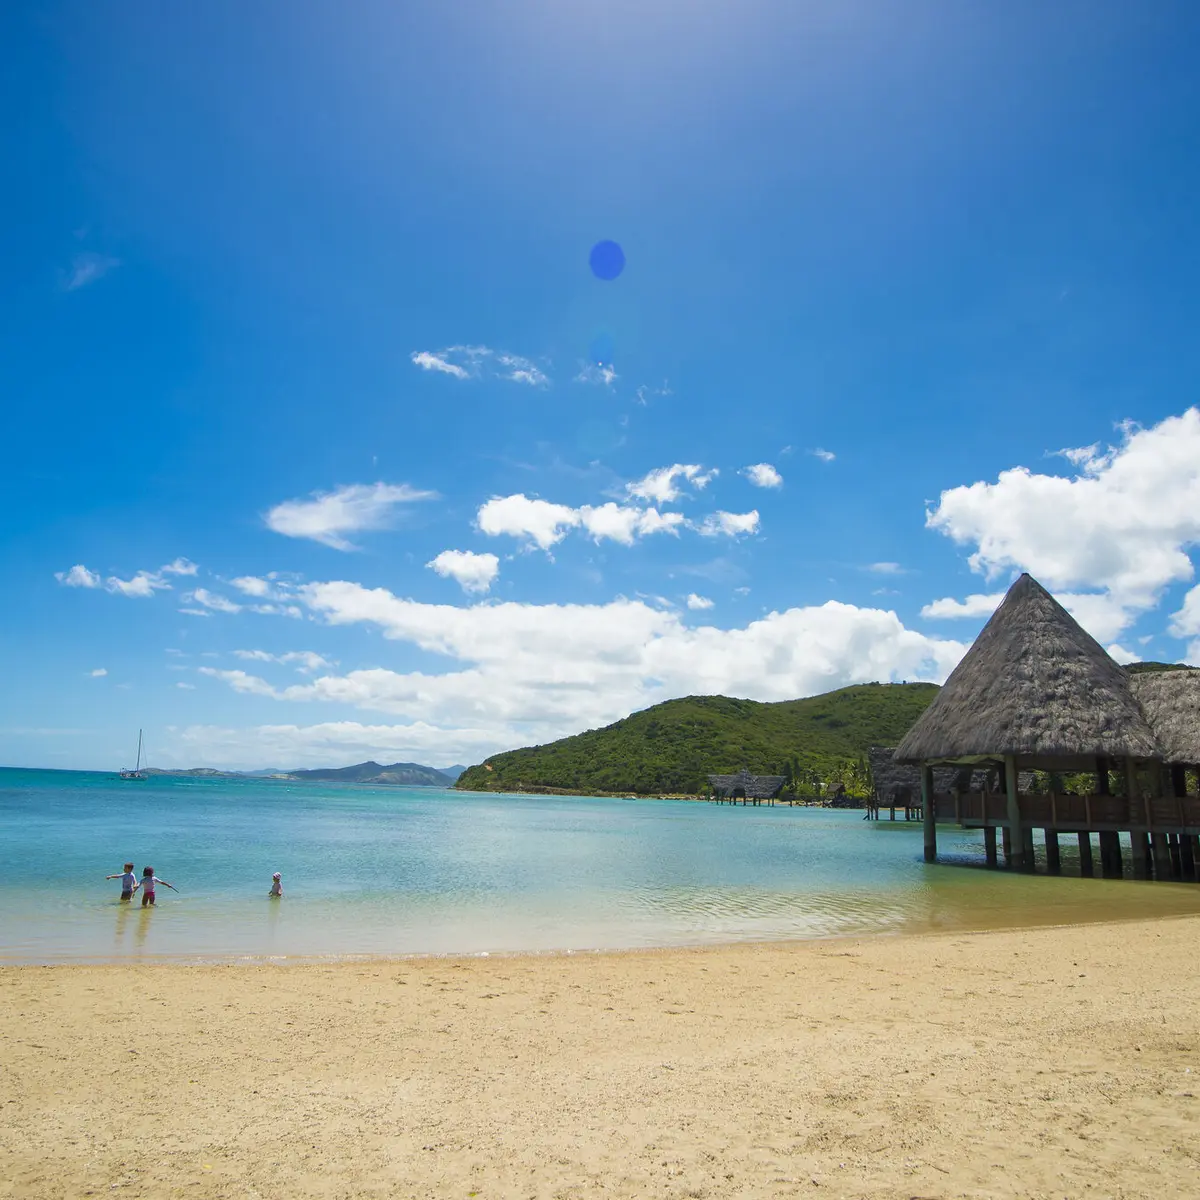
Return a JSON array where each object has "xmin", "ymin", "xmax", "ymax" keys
[
  {"xmin": 140, "ymin": 866, "xmax": 177, "ymax": 907},
  {"xmin": 268, "ymin": 872, "xmax": 283, "ymax": 897},
  {"xmin": 106, "ymin": 863, "xmax": 140, "ymax": 901}
]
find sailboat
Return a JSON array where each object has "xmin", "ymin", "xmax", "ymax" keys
[{"xmin": 119, "ymin": 729, "xmax": 147, "ymax": 780}]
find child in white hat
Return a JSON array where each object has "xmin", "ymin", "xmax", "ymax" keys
[{"xmin": 268, "ymin": 872, "xmax": 283, "ymax": 898}]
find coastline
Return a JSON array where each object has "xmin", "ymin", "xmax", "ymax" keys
[{"xmin": 4, "ymin": 915, "xmax": 1199, "ymax": 1197}]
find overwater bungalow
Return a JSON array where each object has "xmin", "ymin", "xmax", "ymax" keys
[
  {"xmin": 896, "ymin": 573, "xmax": 1200, "ymax": 879},
  {"xmin": 708, "ymin": 768, "xmax": 787, "ymax": 805}
]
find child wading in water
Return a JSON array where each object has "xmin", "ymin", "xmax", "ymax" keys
[
  {"xmin": 106, "ymin": 863, "xmax": 139, "ymax": 901},
  {"xmin": 268, "ymin": 872, "xmax": 283, "ymax": 897},
  {"xmin": 140, "ymin": 866, "xmax": 177, "ymax": 907}
]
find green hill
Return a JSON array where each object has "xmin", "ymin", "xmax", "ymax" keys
[{"xmin": 455, "ymin": 682, "xmax": 940, "ymax": 797}]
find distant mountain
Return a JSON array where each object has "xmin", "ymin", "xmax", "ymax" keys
[
  {"xmin": 142, "ymin": 761, "xmax": 458, "ymax": 786},
  {"xmin": 456, "ymin": 683, "xmax": 940, "ymax": 797},
  {"xmin": 281, "ymin": 761, "xmax": 458, "ymax": 786},
  {"xmin": 438, "ymin": 765, "xmax": 468, "ymax": 782}
]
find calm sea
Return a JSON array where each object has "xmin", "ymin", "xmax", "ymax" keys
[{"xmin": 3, "ymin": 768, "xmax": 1199, "ymax": 964}]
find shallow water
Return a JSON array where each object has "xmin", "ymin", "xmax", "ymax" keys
[{"xmin": 2, "ymin": 769, "xmax": 1199, "ymax": 963}]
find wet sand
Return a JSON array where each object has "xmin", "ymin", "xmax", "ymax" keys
[{"xmin": 3, "ymin": 916, "xmax": 1200, "ymax": 1198}]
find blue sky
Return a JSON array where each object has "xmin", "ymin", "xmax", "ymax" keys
[{"xmin": 6, "ymin": 1, "xmax": 1200, "ymax": 770}]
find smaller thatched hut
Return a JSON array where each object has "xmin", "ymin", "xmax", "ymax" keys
[{"xmin": 708, "ymin": 767, "xmax": 786, "ymax": 804}]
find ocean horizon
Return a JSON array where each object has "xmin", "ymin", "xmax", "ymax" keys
[{"xmin": 3, "ymin": 767, "xmax": 1200, "ymax": 965}]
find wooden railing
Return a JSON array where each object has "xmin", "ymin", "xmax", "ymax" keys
[{"xmin": 932, "ymin": 790, "xmax": 1200, "ymax": 833}]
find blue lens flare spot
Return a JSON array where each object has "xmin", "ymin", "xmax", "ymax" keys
[{"xmin": 589, "ymin": 240, "xmax": 626, "ymax": 281}]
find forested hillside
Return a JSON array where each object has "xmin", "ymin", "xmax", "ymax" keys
[{"xmin": 456, "ymin": 682, "xmax": 940, "ymax": 797}]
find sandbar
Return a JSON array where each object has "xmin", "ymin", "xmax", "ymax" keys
[{"xmin": 3, "ymin": 917, "xmax": 1200, "ymax": 1198}]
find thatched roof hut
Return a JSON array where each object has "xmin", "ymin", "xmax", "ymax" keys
[
  {"xmin": 896, "ymin": 573, "xmax": 1158, "ymax": 769},
  {"xmin": 1129, "ymin": 668, "xmax": 1200, "ymax": 765},
  {"xmin": 708, "ymin": 768, "xmax": 786, "ymax": 800}
]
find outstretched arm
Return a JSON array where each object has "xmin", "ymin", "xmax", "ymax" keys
[{"xmin": 160, "ymin": 880, "xmax": 178, "ymax": 891}]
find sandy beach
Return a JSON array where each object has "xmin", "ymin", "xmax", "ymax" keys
[{"xmin": 3, "ymin": 918, "xmax": 1199, "ymax": 1199}]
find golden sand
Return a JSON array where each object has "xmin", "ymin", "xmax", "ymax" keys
[{"xmin": 3, "ymin": 917, "xmax": 1200, "ymax": 1198}]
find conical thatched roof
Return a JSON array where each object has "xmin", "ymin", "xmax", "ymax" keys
[
  {"xmin": 896, "ymin": 574, "xmax": 1159, "ymax": 766},
  {"xmin": 1130, "ymin": 668, "xmax": 1200, "ymax": 765}
]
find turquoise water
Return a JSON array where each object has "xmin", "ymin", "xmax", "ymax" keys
[{"xmin": 3, "ymin": 768, "xmax": 1200, "ymax": 963}]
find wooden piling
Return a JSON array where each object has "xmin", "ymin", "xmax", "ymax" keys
[
  {"xmin": 1179, "ymin": 834, "xmax": 1196, "ymax": 882},
  {"xmin": 1132, "ymin": 832, "xmax": 1151, "ymax": 881},
  {"xmin": 1045, "ymin": 830, "xmax": 1061, "ymax": 875},
  {"xmin": 1003, "ymin": 755, "xmax": 1026, "ymax": 871},
  {"xmin": 1098, "ymin": 830, "xmax": 1123, "ymax": 879},
  {"xmin": 1169, "ymin": 834, "xmax": 1183, "ymax": 880},
  {"xmin": 1078, "ymin": 832, "xmax": 1095, "ymax": 878},
  {"xmin": 984, "ymin": 825, "xmax": 998, "ymax": 868},
  {"xmin": 1152, "ymin": 832, "xmax": 1173, "ymax": 880},
  {"xmin": 921, "ymin": 764, "xmax": 936, "ymax": 864}
]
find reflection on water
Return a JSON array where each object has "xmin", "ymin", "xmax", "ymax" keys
[{"xmin": 2, "ymin": 768, "xmax": 1199, "ymax": 963}]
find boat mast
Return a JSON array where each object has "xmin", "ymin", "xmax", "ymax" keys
[{"xmin": 136, "ymin": 729, "xmax": 143, "ymax": 773}]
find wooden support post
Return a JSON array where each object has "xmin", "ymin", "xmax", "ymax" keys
[
  {"xmin": 1002, "ymin": 826, "xmax": 1013, "ymax": 866},
  {"xmin": 1132, "ymin": 832, "xmax": 1151, "ymax": 881},
  {"xmin": 1004, "ymin": 754, "xmax": 1027, "ymax": 871},
  {"xmin": 1099, "ymin": 830, "xmax": 1123, "ymax": 879},
  {"xmin": 1045, "ymin": 830, "xmax": 1061, "ymax": 875},
  {"xmin": 1169, "ymin": 834, "xmax": 1183, "ymax": 880},
  {"xmin": 1023, "ymin": 827, "xmax": 1036, "ymax": 872},
  {"xmin": 921, "ymin": 763, "xmax": 936, "ymax": 864},
  {"xmin": 1179, "ymin": 834, "xmax": 1196, "ymax": 882},
  {"xmin": 1078, "ymin": 832, "xmax": 1095, "ymax": 878},
  {"xmin": 1152, "ymin": 832, "xmax": 1173, "ymax": 880},
  {"xmin": 984, "ymin": 825, "xmax": 998, "ymax": 868}
]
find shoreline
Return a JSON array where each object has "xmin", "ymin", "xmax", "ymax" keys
[{"xmin": 4, "ymin": 914, "xmax": 1199, "ymax": 1197}]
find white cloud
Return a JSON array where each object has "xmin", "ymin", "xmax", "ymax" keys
[
  {"xmin": 197, "ymin": 667, "xmax": 277, "ymax": 696},
  {"xmin": 187, "ymin": 588, "xmax": 242, "ymax": 614},
  {"xmin": 686, "ymin": 594, "xmax": 714, "ymax": 610},
  {"xmin": 250, "ymin": 603, "xmax": 304, "ymax": 619},
  {"xmin": 867, "ymin": 562, "xmax": 905, "ymax": 575},
  {"xmin": 497, "ymin": 354, "xmax": 549, "ymax": 387},
  {"xmin": 927, "ymin": 410, "xmax": 1200, "ymax": 639},
  {"xmin": 1107, "ymin": 643, "xmax": 1138, "ymax": 665},
  {"xmin": 742, "ymin": 463, "xmax": 782, "ymax": 489},
  {"xmin": 627, "ymin": 464, "xmax": 716, "ymax": 504},
  {"xmin": 411, "ymin": 345, "xmax": 547, "ymax": 385},
  {"xmin": 184, "ymin": 581, "xmax": 969, "ymax": 761},
  {"xmin": 427, "ymin": 550, "xmax": 501, "ymax": 595},
  {"xmin": 410, "ymin": 350, "xmax": 470, "ymax": 379},
  {"xmin": 160, "ymin": 720, "xmax": 507, "ymax": 772},
  {"xmin": 698, "ymin": 510, "xmax": 760, "ymax": 538},
  {"xmin": 231, "ymin": 649, "xmax": 334, "ymax": 673},
  {"xmin": 477, "ymin": 495, "xmax": 580, "ymax": 550},
  {"xmin": 265, "ymin": 482, "xmax": 437, "ymax": 550},
  {"xmin": 106, "ymin": 570, "xmax": 171, "ymax": 598},
  {"xmin": 59, "ymin": 558, "xmax": 196, "ymax": 597},
  {"xmin": 477, "ymin": 494, "xmax": 687, "ymax": 551},
  {"xmin": 176, "ymin": 682, "xmax": 196, "ymax": 690},
  {"xmin": 90, "ymin": 668, "xmax": 107, "ymax": 678},
  {"xmin": 179, "ymin": 608, "xmax": 211, "ymax": 618},
  {"xmin": 63, "ymin": 252, "xmax": 119, "ymax": 291},
  {"xmin": 578, "ymin": 504, "xmax": 686, "ymax": 546},
  {"xmin": 921, "ymin": 593, "xmax": 1005, "ymax": 620},
  {"xmin": 575, "ymin": 363, "xmax": 618, "ymax": 387},
  {"xmin": 56, "ymin": 565, "xmax": 101, "ymax": 589},
  {"xmin": 230, "ymin": 576, "xmax": 272, "ymax": 597},
  {"xmin": 810, "ymin": 448, "xmax": 836, "ymax": 462}
]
